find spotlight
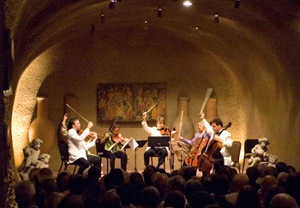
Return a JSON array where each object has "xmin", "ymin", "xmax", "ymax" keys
[
  {"xmin": 214, "ymin": 12, "xmax": 219, "ymax": 23},
  {"xmin": 234, "ymin": 0, "xmax": 240, "ymax": 8},
  {"xmin": 183, "ymin": 1, "xmax": 192, "ymax": 7},
  {"xmin": 157, "ymin": 6, "xmax": 162, "ymax": 18},
  {"xmin": 144, "ymin": 19, "xmax": 148, "ymax": 30},
  {"xmin": 109, "ymin": 0, "xmax": 115, "ymax": 9},
  {"xmin": 101, "ymin": 11, "xmax": 105, "ymax": 23}
]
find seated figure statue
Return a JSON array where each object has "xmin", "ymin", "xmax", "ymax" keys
[
  {"xmin": 248, "ymin": 138, "xmax": 269, "ymax": 167},
  {"xmin": 18, "ymin": 138, "xmax": 51, "ymax": 180}
]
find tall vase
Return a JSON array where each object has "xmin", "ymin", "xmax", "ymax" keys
[
  {"xmin": 28, "ymin": 97, "xmax": 56, "ymax": 153},
  {"xmin": 172, "ymin": 97, "xmax": 194, "ymax": 139}
]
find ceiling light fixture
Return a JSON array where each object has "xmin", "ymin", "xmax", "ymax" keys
[
  {"xmin": 109, "ymin": 0, "xmax": 115, "ymax": 9},
  {"xmin": 214, "ymin": 12, "xmax": 220, "ymax": 23},
  {"xmin": 183, "ymin": 1, "xmax": 192, "ymax": 7},
  {"xmin": 101, "ymin": 11, "xmax": 105, "ymax": 23},
  {"xmin": 157, "ymin": 6, "xmax": 162, "ymax": 18},
  {"xmin": 234, "ymin": 0, "xmax": 240, "ymax": 8}
]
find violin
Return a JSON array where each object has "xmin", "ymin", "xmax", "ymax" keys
[
  {"xmin": 112, "ymin": 133, "xmax": 128, "ymax": 145},
  {"xmin": 158, "ymin": 127, "xmax": 172, "ymax": 136}
]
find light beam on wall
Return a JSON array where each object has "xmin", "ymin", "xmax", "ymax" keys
[{"xmin": 183, "ymin": 1, "xmax": 192, "ymax": 7}]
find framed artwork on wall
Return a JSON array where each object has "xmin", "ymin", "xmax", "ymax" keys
[{"xmin": 97, "ymin": 83, "xmax": 167, "ymax": 123}]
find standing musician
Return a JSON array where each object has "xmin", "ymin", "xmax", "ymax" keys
[
  {"xmin": 142, "ymin": 112, "xmax": 168, "ymax": 169},
  {"xmin": 100, "ymin": 124, "xmax": 128, "ymax": 171},
  {"xmin": 180, "ymin": 121, "xmax": 211, "ymax": 167},
  {"xmin": 67, "ymin": 118, "xmax": 101, "ymax": 175},
  {"xmin": 200, "ymin": 113, "xmax": 232, "ymax": 172}
]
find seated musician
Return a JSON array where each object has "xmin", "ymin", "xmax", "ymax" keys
[
  {"xmin": 100, "ymin": 124, "xmax": 128, "ymax": 171},
  {"xmin": 200, "ymin": 113, "xmax": 232, "ymax": 172},
  {"xmin": 142, "ymin": 112, "xmax": 168, "ymax": 169},
  {"xmin": 179, "ymin": 121, "xmax": 211, "ymax": 166}
]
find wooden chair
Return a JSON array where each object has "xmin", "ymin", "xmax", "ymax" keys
[
  {"xmin": 242, "ymin": 139, "xmax": 259, "ymax": 173},
  {"xmin": 150, "ymin": 153, "xmax": 166, "ymax": 169},
  {"xmin": 230, "ymin": 141, "xmax": 242, "ymax": 173},
  {"xmin": 57, "ymin": 141, "xmax": 77, "ymax": 176},
  {"xmin": 96, "ymin": 139, "xmax": 110, "ymax": 174}
]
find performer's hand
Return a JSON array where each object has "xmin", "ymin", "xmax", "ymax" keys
[
  {"xmin": 105, "ymin": 132, "xmax": 110, "ymax": 138},
  {"xmin": 92, "ymin": 132, "xmax": 97, "ymax": 140},
  {"xmin": 87, "ymin": 121, "xmax": 93, "ymax": 129},
  {"xmin": 63, "ymin": 113, "xmax": 68, "ymax": 122},
  {"xmin": 142, "ymin": 112, "xmax": 147, "ymax": 120},
  {"xmin": 199, "ymin": 112, "xmax": 205, "ymax": 120}
]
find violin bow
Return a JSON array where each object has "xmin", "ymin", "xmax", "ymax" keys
[
  {"xmin": 199, "ymin": 88, "xmax": 213, "ymax": 115},
  {"xmin": 66, "ymin": 104, "xmax": 89, "ymax": 122},
  {"xmin": 178, "ymin": 110, "xmax": 183, "ymax": 136},
  {"xmin": 146, "ymin": 102, "xmax": 158, "ymax": 114},
  {"xmin": 109, "ymin": 116, "xmax": 119, "ymax": 131}
]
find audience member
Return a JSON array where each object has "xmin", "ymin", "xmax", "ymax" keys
[
  {"xmin": 235, "ymin": 185, "xmax": 262, "ymax": 208},
  {"xmin": 270, "ymin": 193, "xmax": 299, "ymax": 208},
  {"xmin": 263, "ymin": 185, "xmax": 286, "ymax": 208},
  {"xmin": 15, "ymin": 180, "xmax": 36, "ymax": 208}
]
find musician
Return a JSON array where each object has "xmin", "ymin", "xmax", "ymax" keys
[
  {"xmin": 142, "ymin": 112, "xmax": 168, "ymax": 169},
  {"xmin": 58, "ymin": 113, "xmax": 68, "ymax": 143},
  {"xmin": 100, "ymin": 124, "xmax": 128, "ymax": 171},
  {"xmin": 67, "ymin": 118, "xmax": 101, "ymax": 175},
  {"xmin": 180, "ymin": 121, "xmax": 211, "ymax": 166},
  {"xmin": 200, "ymin": 113, "xmax": 232, "ymax": 172}
]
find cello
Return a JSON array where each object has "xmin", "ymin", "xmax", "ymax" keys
[
  {"xmin": 185, "ymin": 133, "xmax": 209, "ymax": 167},
  {"xmin": 197, "ymin": 122, "xmax": 232, "ymax": 172}
]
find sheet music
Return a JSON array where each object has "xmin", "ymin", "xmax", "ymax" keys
[{"xmin": 121, "ymin": 137, "xmax": 138, "ymax": 150}]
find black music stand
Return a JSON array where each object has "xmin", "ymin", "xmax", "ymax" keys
[
  {"xmin": 132, "ymin": 139, "xmax": 148, "ymax": 172},
  {"xmin": 148, "ymin": 136, "xmax": 170, "ymax": 147}
]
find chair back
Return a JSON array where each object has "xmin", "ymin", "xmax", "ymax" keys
[
  {"xmin": 96, "ymin": 139, "xmax": 105, "ymax": 155},
  {"xmin": 231, "ymin": 141, "xmax": 241, "ymax": 163},
  {"xmin": 244, "ymin": 139, "xmax": 259, "ymax": 156},
  {"xmin": 58, "ymin": 141, "xmax": 69, "ymax": 162}
]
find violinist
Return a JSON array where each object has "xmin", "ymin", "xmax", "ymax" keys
[
  {"xmin": 67, "ymin": 118, "xmax": 101, "ymax": 175},
  {"xmin": 142, "ymin": 112, "xmax": 168, "ymax": 169},
  {"xmin": 200, "ymin": 113, "xmax": 232, "ymax": 173},
  {"xmin": 100, "ymin": 124, "xmax": 128, "ymax": 171}
]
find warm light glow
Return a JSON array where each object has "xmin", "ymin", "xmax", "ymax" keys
[{"xmin": 183, "ymin": 1, "xmax": 192, "ymax": 7}]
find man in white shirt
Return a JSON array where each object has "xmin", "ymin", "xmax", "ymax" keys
[
  {"xmin": 200, "ymin": 113, "xmax": 232, "ymax": 172},
  {"xmin": 67, "ymin": 118, "xmax": 101, "ymax": 174}
]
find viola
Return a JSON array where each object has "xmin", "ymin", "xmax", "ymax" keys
[{"xmin": 113, "ymin": 133, "xmax": 128, "ymax": 145}]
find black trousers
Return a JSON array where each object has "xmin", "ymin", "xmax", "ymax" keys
[
  {"xmin": 72, "ymin": 154, "xmax": 101, "ymax": 174},
  {"xmin": 213, "ymin": 152, "xmax": 224, "ymax": 173},
  {"xmin": 103, "ymin": 150, "xmax": 128, "ymax": 171},
  {"xmin": 144, "ymin": 147, "xmax": 168, "ymax": 168}
]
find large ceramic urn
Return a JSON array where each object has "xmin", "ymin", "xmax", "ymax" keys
[
  {"xmin": 28, "ymin": 97, "xmax": 56, "ymax": 153},
  {"xmin": 172, "ymin": 97, "xmax": 194, "ymax": 139}
]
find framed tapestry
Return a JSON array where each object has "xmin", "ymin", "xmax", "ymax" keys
[{"xmin": 97, "ymin": 83, "xmax": 167, "ymax": 123}]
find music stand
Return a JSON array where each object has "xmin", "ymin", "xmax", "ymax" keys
[
  {"xmin": 132, "ymin": 139, "xmax": 148, "ymax": 172},
  {"xmin": 148, "ymin": 136, "xmax": 170, "ymax": 147}
]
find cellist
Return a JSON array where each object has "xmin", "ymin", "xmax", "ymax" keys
[
  {"xmin": 179, "ymin": 121, "xmax": 211, "ymax": 167},
  {"xmin": 100, "ymin": 124, "xmax": 128, "ymax": 171},
  {"xmin": 200, "ymin": 113, "xmax": 232, "ymax": 173}
]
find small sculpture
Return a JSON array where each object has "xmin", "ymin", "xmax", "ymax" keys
[
  {"xmin": 248, "ymin": 138, "xmax": 269, "ymax": 167},
  {"xmin": 18, "ymin": 138, "xmax": 51, "ymax": 180}
]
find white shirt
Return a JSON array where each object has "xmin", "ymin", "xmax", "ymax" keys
[
  {"xmin": 67, "ymin": 128, "xmax": 96, "ymax": 163},
  {"xmin": 141, "ymin": 121, "xmax": 169, "ymax": 151},
  {"xmin": 202, "ymin": 119, "xmax": 233, "ymax": 158}
]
